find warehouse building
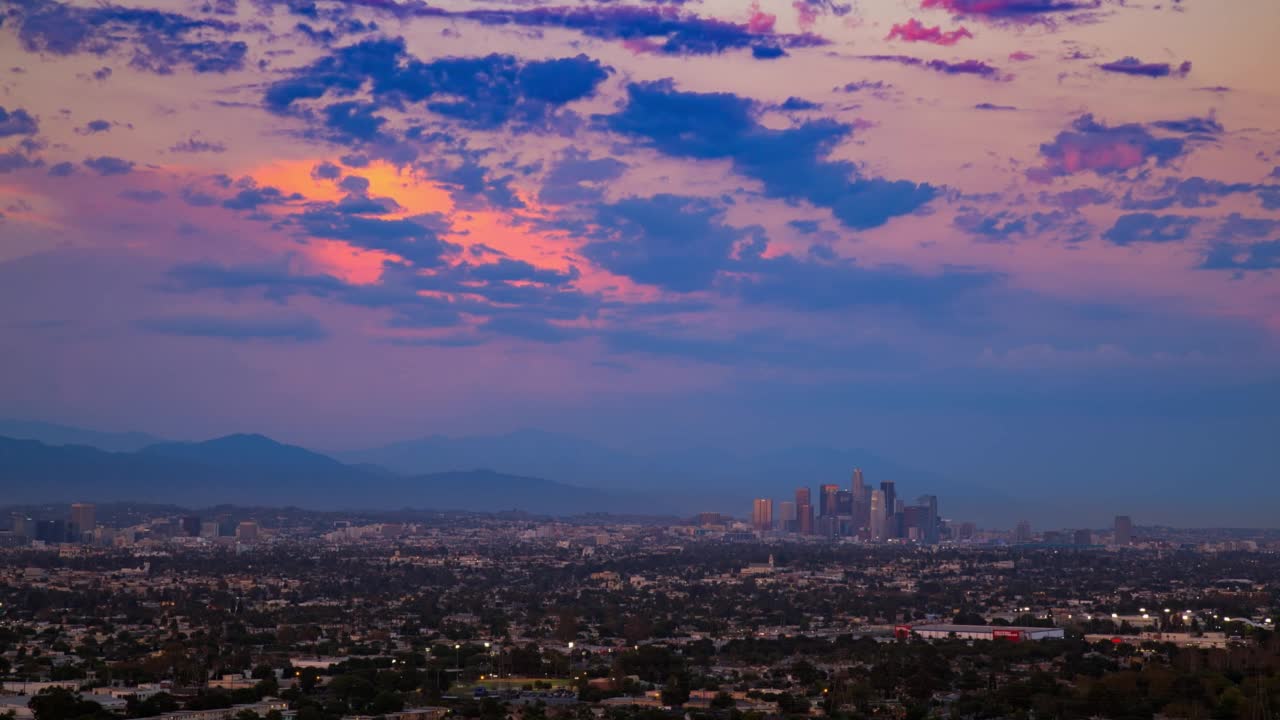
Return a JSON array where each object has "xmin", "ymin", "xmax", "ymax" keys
[{"xmin": 895, "ymin": 624, "xmax": 1065, "ymax": 642}]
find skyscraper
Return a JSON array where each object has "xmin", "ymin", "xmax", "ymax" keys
[
  {"xmin": 879, "ymin": 481, "xmax": 896, "ymax": 518},
  {"xmin": 819, "ymin": 484, "xmax": 839, "ymax": 517},
  {"xmin": 69, "ymin": 503, "xmax": 95, "ymax": 541},
  {"xmin": 919, "ymin": 495, "xmax": 939, "ymax": 544},
  {"xmin": 797, "ymin": 502, "xmax": 814, "ymax": 534},
  {"xmin": 795, "ymin": 487, "xmax": 811, "ymax": 507},
  {"xmin": 851, "ymin": 468, "xmax": 866, "ymax": 502},
  {"xmin": 778, "ymin": 501, "xmax": 797, "ymax": 531},
  {"xmin": 1014, "ymin": 520, "xmax": 1032, "ymax": 544},
  {"xmin": 1114, "ymin": 515, "xmax": 1133, "ymax": 546},
  {"xmin": 869, "ymin": 489, "xmax": 886, "ymax": 540},
  {"xmin": 751, "ymin": 499, "xmax": 774, "ymax": 532},
  {"xmin": 835, "ymin": 489, "xmax": 853, "ymax": 516}
]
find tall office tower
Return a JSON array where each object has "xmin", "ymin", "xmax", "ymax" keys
[
  {"xmin": 879, "ymin": 481, "xmax": 896, "ymax": 520},
  {"xmin": 835, "ymin": 490, "xmax": 853, "ymax": 516},
  {"xmin": 918, "ymin": 494, "xmax": 939, "ymax": 544},
  {"xmin": 751, "ymin": 499, "xmax": 774, "ymax": 532},
  {"xmin": 1014, "ymin": 520, "xmax": 1032, "ymax": 544},
  {"xmin": 869, "ymin": 489, "xmax": 886, "ymax": 540},
  {"xmin": 797, "ymin": 503, "xmax": 814, "ymax": 534},
  {"xmin": 1114, "ymin": 515, "xmax": 1133, "ymax": 546},
  {"xmin": 778, "ymin": 501, "xmax": 797, "ymax": 532},
  {"xmin": 10, "ymin": 514, "xmax": 34, "ymax": 538},
  {"xmin": 69, "ymin": 503, "xmax": 95, "ymax": 540},
  {"xmin": 851, "ymin": 468, "xmax": 867, "ymax": 503},
  {"xmin": 181, "ymin": 515, "xmax": 202, "ymax": 537},
  {"xmin": 236, "ymin": 520, "xmax": 260, "ymax": 542},
  {"xmin": 795, "ymin": 487, "xmax": 811, "ymax": 507},
  {"xmin": 957, "ymin": 522, "xmax": 976, "ymax": 540},
  {"xmin": 1074, "ymin": 529, "xmax": 1092, "ymax": 546},
  {"xmin": 819, "ymin": 484, "xmax": 839, "ymax": 517}
]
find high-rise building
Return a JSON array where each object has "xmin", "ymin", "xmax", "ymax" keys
[
  {"xmin": 778, "ymin": 501, "xmax": 797, "ymax": 531},
  {"xmin": 1014, "ymin": 520, "xmax": 1032, "ymax": 544},
  {"xmin": 181, "ymin": 515, "xmax": 202, "ymax": 537},
  {"xmin": 1114, "ymin": 515, "xmax": 1133, "ymax": 546},
  {"xmin": 69, "ymin": 503, "xmax": 95, "ymax": 540},
  {"xmin": 918, "ymin": 495, "xmax": 939, "ymax": 544},
  {"xmin": 797, "ymin": 503, "xmax": 814, "ymax": 534},
  {"xmin": 1073, "ymin": 529, "xmax": 1092, "ymax": 546},
  {"xmin": 795, "ymin": 487, "xmax": 811, "ymax": 507},
  {"xmin": 835, "ymin": 490, "xmax": 853, "ymax": 516},
  {"xmin": 819, "ymin": 484, "xmax": 839, "ymax": 517},
  {"xmin": 236, "ymin": 520, "xmax": 260, "ymax": 542},
  {"xmin": 869, "ymin": 489, "xmax": 886, "ymax": 540},
  {"xmin": 851, "ymin": 468, "xmax": 866, "ymax": 502},
  {"xmin": 879, "ymin": 481, "xmax": 896, "ymax": 520},
  {"xmin": 751, "ymin": 499, "xmax": 774, "ymax": 532}
]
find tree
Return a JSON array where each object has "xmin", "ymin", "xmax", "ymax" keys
[{"xmin": 661, "ymin": 675, "xmax": 690, "ymax": 707}]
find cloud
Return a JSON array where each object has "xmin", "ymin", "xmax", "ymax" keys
[
  {"xmin": 0, "ymin": 152, "xmax": 42, "ymax": 173},
  {"xmin": 12, "ymin": 0, "xmax": 247, "ymax": 74},
  {"xmin": 1099, "ymin": 57, "xmax": 1192, "ymax": 78},
  {"xmin": 78, "ymin": 119, "xmax": 111, "ymax": 134},
  {"xmin": 265, "ymin": 38, "xmax": 610, "ymax": 134},
  {"xmin": 1029, "ymin": 114, "xmax": 1186, "ymax": 181},
  {"xmin": 920, "ymin": 0, "xmax": 1097, "ymax": 18},
  {"xmin": 1120, "ymin": 176, "xmax": 1258, "ymax": 210},
  {"xmin": 886, "ymin": 18, "xmax": 973, "ymax": 45},
  {"xmin": 1103, "ymin": 213, "xmax": 1199, "ymax": 245},
  {"xmin": 1201, "ymin": 240, "xmax": 1280, "ymax": 272},
  {"xmin": 1151, "ymin": 115, "xmax": 1223, "ymax": 136},
  {"xmin": 47, "ymin": 161, "xmax": 75, "ymax": 177},
  {"xmin": 136, "ymin": 313, "xmax": 328, "ymax": 342},
  {"xmin": 537, "ymin": 149, "xmax": 628, "ymax": 205},
  {"xmin": 858, "ymin": 55, "xmax": 1002, "ymax": 78},
  {"xmin": 452, "ymin": 6, "xmax": 825, "ymax": 58},
  {"xmin": 0, "ymin": 106, "xmax": 39, "ymax": 137},
  {"xmin": 294, "ymin": 209, "xmax": 458, "ymax": 267},
  {"xmin": 82, "ymin": 156, "xmax": 135, "ymax": 175},
  {"xmin": 954, "ymin": 210, "xmax": 1027, "ymax": 240},
  {"xmin": 602, "ymin": 80, "xmax": 935, "ymax": 230},
  {"xmin": 581, "ymin": 194, "xmax": 757, "ymax": 292},
  {"xmin": 169, "ymin": 136, "xmax": 227, "ymax": 153},
  {"xmin": 221, "ymin": 185, "xmax": 304, "ymax": 210}
]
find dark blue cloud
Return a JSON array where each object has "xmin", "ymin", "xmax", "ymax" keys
[
  {"xmin": 1201, "ymin": 240, "xmax": 1280, "ymax": 272},
  {"xmin": 0, "ymin": 152, "xmax": 42, "ymax": 173},
  {"xmin": 603, "ymin": 80, "xmax": 935, "ymax": 229},
  {"xmin": 265, "ymin": 38, "xmax": 610, "ymax": 133},
  {"xmin": 859, "ymin": 54, "xmax": 1002, "ymax": 78},
  {"xmin": 1099, "ymin": 57, "xmax": 1191, "ymax": 78},
  {"xmin": 1121, "ymin": 176, "xmax": 1258, "ymax": 210},
  {"xmin": 0, "ymin": 106, "xmax": 39, "ymax": 137},
  {"xmin": 581, "ymin": 194, "xmax": 757, "ymax": 292},
  {"xmin": 1030, "ymin": 114, "xmax": 1187, "ymax": 180},
  {"xmin": 537, "ymin": 150, "xmax": 628, "ymax": 205},
  {"xmin": 136, "ymin": 313, "xmax": 328, "ymax": 342},
  {"xmin": 1152, "ymin": 115, "xmax": 1223, "ymax": 136},
  {"xmin": 954, "ymin": 210, "xmax": 1028, "ymax": 241},
  {"xmin": 47, "ymin": 161, "xmax": 74, "ymax": 177},
  {"xmin": 222, "ymin": 185, "xmax": 303, "ymax": 210},
  {"xmin": 295, "ymin": 210, "xmax": 458, "ymax": 267},
  {"xmin": 1103, "ymin": 213, "xmax": 1199, "ymax": 245},
  {"xmin": 83, "ymin": 156, "xmax": 134, "ymax": 175},
  {"xmin": 119, "ymin": 189, "xmax": 166, "ymax": 203},
  {"xmin": 168, "ymin": 137, "xmax": 227, "ymax": 154},
  {"xmin": 453, "ymin": 6, "xmax": 823, "ymax": 58},
  {"xmin": 12, "ymin": 0, "xmax": 247, "ymax": 74},
  {"xmin": 439, "ymin": 161, "xmax": 524, "ymax": 210}
]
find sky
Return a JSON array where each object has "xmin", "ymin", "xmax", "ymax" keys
[{"xmin": 1, "ymin": 0, "xmax": 1278, "ymax": 519}]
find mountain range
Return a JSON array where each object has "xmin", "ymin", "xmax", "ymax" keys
[{"xmin": 0, "ymin": 421, "xmax": 1000, "ymax": 519}]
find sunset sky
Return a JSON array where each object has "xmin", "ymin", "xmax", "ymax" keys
[{"xmin": 2, "ymin": 0, "xmax": 1278, "ymax": 515}]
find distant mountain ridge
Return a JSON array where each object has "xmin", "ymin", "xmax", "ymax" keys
[
  {"xmin": 0, "ymin": 418, "xmax": 164, "ymax": 453},
  {"xmin": 0, "ymin": 434, "xmax": 652, "ymax": 516}
]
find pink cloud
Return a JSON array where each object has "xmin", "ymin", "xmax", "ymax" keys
[
  {"xmin": 748, "ymin": 1, "xmax": 777, "ymax": 34},
  {"xmin": 793, "ymin": 1, "xmax": 818, "ymax": 30},
  {"xmin": 886, "ymin": 18, "xmax": 973, "ymax": 45},
  {"xmin": 1008, "ymin": 50, "xmax": 1035, "ymax": 61}
]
